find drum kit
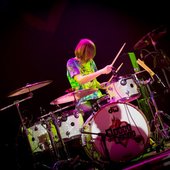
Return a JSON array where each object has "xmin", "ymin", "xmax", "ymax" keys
[
  {"xmin": 0, "ymin": 76, "xmax": 151, "ymax": 168},
  {"xmin": 0, "ymin": 28, "xmax": 169, "ymax": 168},
  {"xmin": 0, "ymin": 78, "xmax": 169, "ymax": 169}
]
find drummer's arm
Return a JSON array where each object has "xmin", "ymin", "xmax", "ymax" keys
[
  {"xmin": 74, "ymin": 65, "xmax": 113, "ymax": 84},
  {"xmin": 74, "ymin": 71, "xmax": 102, "ymax": 84}
]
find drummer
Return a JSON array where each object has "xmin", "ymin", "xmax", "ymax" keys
[{"xmin": 66, "ymin": 38, "xmax": 113, "ymax": 121}]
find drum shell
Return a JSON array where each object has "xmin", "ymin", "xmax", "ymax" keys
[
  {"xmin": 58, "ymin": 110, "xmax": 84, "ymax": 142},
  {"xmin": 106, "ymin": 75, "xmax": 141, "ymax": 103},
  {"xmin": 27, "ymin": 122, "xmax": 58, "ymax": 153}
]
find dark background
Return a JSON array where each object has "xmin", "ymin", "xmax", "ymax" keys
[{"xmin": 0, "ymin": 0, "xmax": 170, "ymax": 169}]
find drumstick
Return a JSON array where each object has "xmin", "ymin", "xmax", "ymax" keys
[
  {"xmin": 115, "ymin": 62, "xmax": 124, "ymax": 73},
  {"xmin": 108, "ymin": 62, "xmax": 124, "ymax": 82},
  {"xmin": 111, "ymin": 42, "xmax": 126, "ymax": 66}
]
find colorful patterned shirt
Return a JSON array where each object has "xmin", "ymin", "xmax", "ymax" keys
[{"xmin": 66, "ymin": 58, "xmax": 103, "ymax": 102}]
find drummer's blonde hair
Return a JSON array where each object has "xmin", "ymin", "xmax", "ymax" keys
[{"xmin": 75, "ymin": 38, "xmax": 96, "ymax": 63}]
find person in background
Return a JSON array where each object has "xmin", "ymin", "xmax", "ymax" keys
[{"xmin": 66, "ymin": 38, "xmax": 113, "ymax": 121}]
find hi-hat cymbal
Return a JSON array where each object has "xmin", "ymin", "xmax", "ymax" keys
[
  {"xmin": 8, "ymin": 80, "xmax": 53, "ymax": 97},
  {"xmin": 50, "ymin": 88, "xmax": 98, "ymax": 105}
]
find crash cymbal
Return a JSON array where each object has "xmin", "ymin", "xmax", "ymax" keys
[
  {"xmin": 134, "ymin": 26, "xmax": 167, "ymax": 50},
  {"xmin": 8, "ymin": 80, "xmax": 53, "ymax": 97},
  {"xmin": 50, "ymin": 88, "xmax": 98, "ymax": 105}
]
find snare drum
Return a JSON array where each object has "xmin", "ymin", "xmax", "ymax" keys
[
  {"xmin": 106, "ymin": 75, "xmax": 141, "ymax": 103},
  {"xmin": 81, "ymin": 102, "xmax": 150, "ymax": 162}
]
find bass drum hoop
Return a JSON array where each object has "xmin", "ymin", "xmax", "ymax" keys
[{"xmin": 81, "ymin": 102, "xmax": 150, "ymax": 163}]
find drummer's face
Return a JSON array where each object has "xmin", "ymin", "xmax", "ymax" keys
[{"xmin": 83, "ymin": 48, "xmax": 95, "ymax": 63}]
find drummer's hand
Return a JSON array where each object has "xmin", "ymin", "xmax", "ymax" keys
[
  {"xmin": 100, "ymin": 82, "xmax": 108, "ymax": 89},
  {"xmin": 101, "ymin": 65, "xmax": 113, "ymax": 75}
]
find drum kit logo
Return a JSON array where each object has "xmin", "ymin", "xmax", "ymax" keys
[{"xmin": 105, "ymin": 119, "xmax": 137, "ymax": 146}]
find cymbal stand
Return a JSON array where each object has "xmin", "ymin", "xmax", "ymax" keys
[
  {"xmin": 149, "ymin": 33, "xmax": 170, "ymax": 90},
  {"xmin": 0, "ymin": 93, "xmax": 33, "ymax": 139},
  {"xmin": 0, "ymin": 93, "xmax": 36, "ymax": 168},
  {"xmin": 146, "ymin": 83, "xmax": 170, "ymax": 151}
]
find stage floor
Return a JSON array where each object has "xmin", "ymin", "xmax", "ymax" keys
[
  {"xmin": 122, "ymin": 141, "xmax": 170, "ymax": 170},
  {"xmin": 28, "ymin": 138, "xmax": 170, "ymax": 170}
]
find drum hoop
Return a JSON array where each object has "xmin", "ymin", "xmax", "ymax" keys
[
  {"xmin": 109, "ymin": 74, "xmax": 135, "ymax": 83},
  {"xmin": 116, "ymin": 93, "xmax": 141, "ymax": 103},
  {"xmin": 82, "ymin": 101, "xmax": 151, "ymax": 163}
]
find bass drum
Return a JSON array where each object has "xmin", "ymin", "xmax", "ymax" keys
[{"xmin": 81, "ymin": 102, "xmax": 150, "ymax": 162}]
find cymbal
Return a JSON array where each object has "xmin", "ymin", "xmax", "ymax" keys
[
  {"xmin": 8, "ymin": 80, "xmax": 53, "ymax": 97},
  {"xmin": 134, "ymin": 26, "xmax": 167, "ymax": 50},
  {"xmin": 50, "ymin": 88, "xmax": 98, "ymax": 105}
]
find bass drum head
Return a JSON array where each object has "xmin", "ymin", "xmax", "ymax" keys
[{"xmin": 81, "ymin": 102, "xmax": 150, "ymax": 163}]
